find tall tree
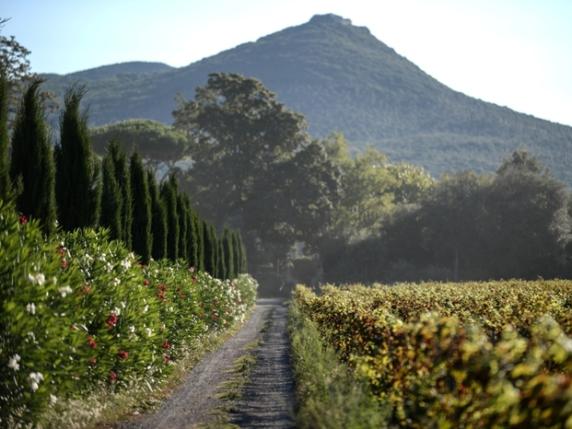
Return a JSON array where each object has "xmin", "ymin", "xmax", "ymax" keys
[
  {"xmin": 0, "ymin": 18, "xmax": 32, "ymax": 84},
  {"xmin": 483, "ymin": 151, "xmax": 569, "ymax": 279},
  {"xmin": 0, "ymin": 65, "xmax": 10, "ymax": 200},
  {"xmin": 233, "ymin": 231, "xmax": 247, "ymax": 274},
  {"xmin": 100, "ymin": 151, "xmax": 122, "ymax": 240},
  {"xmin": 130, "ymin": 152, "xmax": 152, "ymax": 263},
  {"xmin": 203, "ymin": 222, "xmax": 216, "ymax": 275},
  {"xmin": 10, "ymin": 80, "xmax": 56, "ymax": 234},
  {"xmin": 148, "ymin": 170, "xmax": 167, "ymax": 260},
  {"xmin": 174, "ymin": 73, "xmax": 337, "ymax": 281},
  {"xmin": 231, "ymin": 231, "xmax": 241, "ymax": 274},
  {"xmin": 108, "ymin": 140, "xmax": 132, "ymax": 247},
  {"xmin": 186, "ymin": 202, "xmax": 199, "ymax": 269},
  {"xmin": 177, "ymin": 193, "xmax": 189, "ymax": 262},
  {"xmin": 222, "ymin": 228, "xmax": 235, "ymax": 279},
  {"xmin": 216, "ymin": 232, "xmax": 226, "ymax": 279},
  {"xmin": 56, "ymin": 85, "xmax": 101, "ymax": 230},
  {"xmin": 195, "ymin": 213, "xmax": 205, "ymax": 271},
  {"xmin": 161, "ymin": 174, "xmax": 179, "ymax": 260}
]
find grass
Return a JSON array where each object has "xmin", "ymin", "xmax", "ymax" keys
[
  {"xmin": 199, "ymin": 338, "xmax": 261, "ymax": 429},
  {"xmin": 288, "ymin": 300, "xmax": 389, "ymax": 429},
  {"xmin": 38, "ymin": 310, "xmax": 255, "ymax": 429}
]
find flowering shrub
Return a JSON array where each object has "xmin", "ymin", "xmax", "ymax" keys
[
  {"xmin": 0, "ymin": 201, "xmax": 257, "ymax": 426},
  {"xmin": 295, "ymin": 282, "xmax": 572, "ymax": 428}
]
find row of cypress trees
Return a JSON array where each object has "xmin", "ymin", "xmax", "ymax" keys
[{"xmin": 0, "ymin": 74, "xmax": 246, "ymax": 279}]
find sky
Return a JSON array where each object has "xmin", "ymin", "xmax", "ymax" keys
[{"xmin": 2, "ymin": 0, "xmax": 572, "ymax": 126}]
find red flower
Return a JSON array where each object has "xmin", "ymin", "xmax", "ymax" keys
[
  {"xmin": 108, "ymin": 370, "xmax": 118, "ymax": 383},
  {"xmin": 106, "ymin": 312, "xmax": 119, "ymax": 329},
  {"xmin": 19, "ymin": 214, "xmax": 28, "ymax": 225},
  {"xmin": 157, "ymin": 285, "xmax": 166, "ymax": 301},
  {"xmin": 88, "ymin": 357, "xmax": 97, "ymax": 366},
  {"xmin": 143, "ymin": 279, "xmax": 150, "ymax": 286},
  {"xmin": 87, "ymin": 336, "xmax": 97, "ymax": 349},
  {"xmin": 162, "ymin": 340, "xmax": 171, "ymax": 350},
  {"xmin": 117, "ymin": 350, "xmax": 129, "ymax": 360}
]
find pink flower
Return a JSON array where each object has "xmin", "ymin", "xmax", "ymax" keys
[
  {"xmin": 162, "ymin": 340, "xmax": 171, "ymax": 350},
  {"xmin": 117, "ymin": 350, "xmax": 129, "ymax": 360},
  {"xmin": 109, "ymin": 371, "xmax": 117, "ymax": 383},
  {"xmin": 19, "ymin": 214, "xmax": 28, "ymax": 225}
]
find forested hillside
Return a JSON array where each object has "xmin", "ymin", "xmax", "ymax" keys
[{"xmin": 41, "ymin": 14, "xmax": 572, "ymax": 184}]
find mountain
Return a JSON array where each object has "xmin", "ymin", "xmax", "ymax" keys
[
  {"xmin": 41, "ymin": 14, "xmax": 572, "ymax": 184},
  {"xmin": 44, "ymin": 61, "xmax": 174, "ymax": 82}
]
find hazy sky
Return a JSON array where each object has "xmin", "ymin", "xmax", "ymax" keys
[{"xmin": 3, "ymin": 0, "xmax": 572, "ymax": 126}]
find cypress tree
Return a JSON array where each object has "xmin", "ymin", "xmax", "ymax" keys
[
  {"xmin": 223, "ymin": 228, "xmax": 235, "ymax": 279},
  {"xmin": 100, "ymin": 151, "xmax": 122, "ymax": 240},
  {"xmin": 10, "ymin": 80, "xmax": 57, "ymax": 235},
  {"xmin": 148, "ymin": 169, "xmax": 167, "ymax": 260},
  {"xmin": 0, "ymin": 66, "xmax": 11, "ymax": 200},
  {"xmin": 231, "ymin": 231, "xmax": 241, "ymax": 274},
  {"xmin": 161, "ymin": 174, "xmax": 179, "ymax": 260},
  {"xmin": 56, "ymin": 85, "xmax": 101, "ymax": 230},
  {"xmin": 216, "ymin": 232, "xmax": 227, "ymax": 279},
  {"xmin": 203, "ymin": 221, "xmax": 216, "ymax": 275},
  {"xmin": 195, "ymin": 213, "xmax": 205, "ymax": 272},
  {"xmin": 177, "ymin": 193, "xmax": 188, "ymax": 262},
  {"xmin": 130, "ymin": 152, "xmax": 152, "ymax": 263},
  {"xmin": 187, "ymin": 207, "xmax": 199, "ymax": 269},
  {"xmin": 108, "ymin": 140, "xmax": 132, "ymax": 248},
  {"xmin": 233, "ymin": 231, "xmax": 247, "ymax": 274}
]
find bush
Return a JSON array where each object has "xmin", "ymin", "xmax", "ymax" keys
[
  {"xmin": 0, "ymin": 201, "xmax": 257, "ymax": 426},
  {"xmin": 295, "ymin": 282, "xmax": 572, "ymax": 428}
]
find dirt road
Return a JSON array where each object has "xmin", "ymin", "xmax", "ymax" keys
[{"xmin": 118, "ymin": 299, "xmax": 295, "ymax": 429}]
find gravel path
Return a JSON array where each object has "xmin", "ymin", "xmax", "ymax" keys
[
  {"xmin": 228, "ymin": 303, "xmax": 296, "ymax": 428},
  {"xmin": 117, "ymin": 298, "xmax": 295, "ymax": 429}
]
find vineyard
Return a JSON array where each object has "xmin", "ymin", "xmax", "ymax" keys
[
  {"xmin": 294, "ymin": 281, "xmax": 572, "ymax": 428},
  {"xmin": 0, "ymin": 200, "xmax": 258, "ymax": 426}
]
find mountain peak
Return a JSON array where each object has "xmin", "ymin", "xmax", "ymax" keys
[
  {"xmin": 309, "ymin": 14, "xmax": 352, "ymax": 26},
  {"xmin": 42, "ymin": 14, "xmax": 572, "ymax": 185}
]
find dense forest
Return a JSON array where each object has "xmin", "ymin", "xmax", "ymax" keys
[{"xmin": 158, "ymin": 72, "xmax": 571, "ymax": 293}]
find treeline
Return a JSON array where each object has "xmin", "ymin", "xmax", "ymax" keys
[
  {"xmin": 0, "ymin": 73, "xmax": 246, "ymax": 279},
  {"xmin": 322, "ymin": 151, "xmax": 572, "ymax": 283}
]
